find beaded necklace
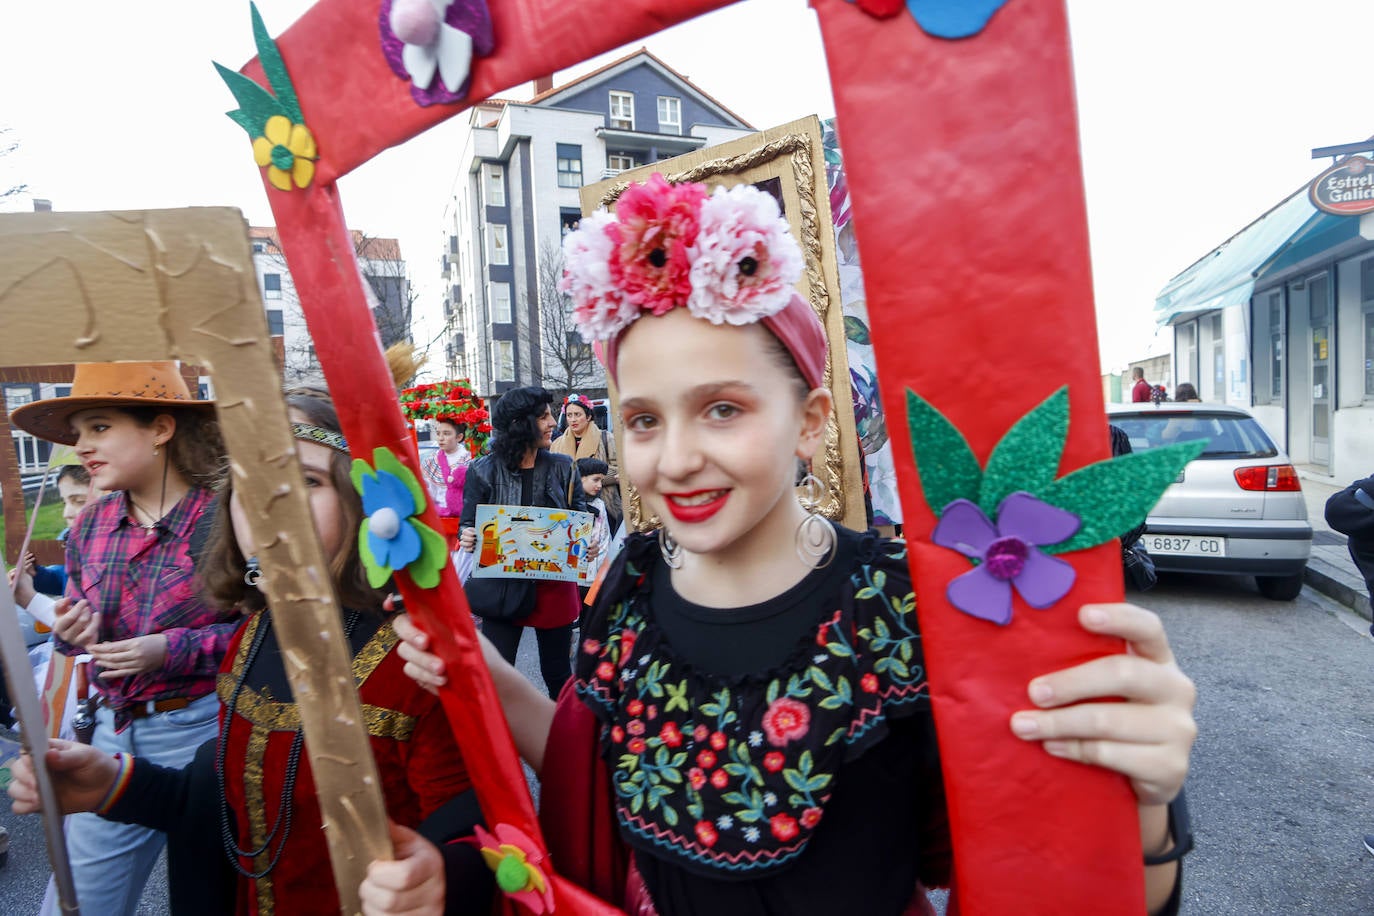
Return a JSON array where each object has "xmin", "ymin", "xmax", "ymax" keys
[{"xmin": 216, "ymin": 608, "xmax": 361, "ymax": 879}]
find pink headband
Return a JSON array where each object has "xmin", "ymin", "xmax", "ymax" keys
[
  {"xmin": 562, "ymin": 175, "xmax": 827, "ymax": 390},
  {"xmin": 600, "ymin": 291, "xmax": 826, "ymax": 390}
]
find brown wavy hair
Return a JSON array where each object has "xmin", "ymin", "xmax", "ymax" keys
[
  {"xmin": 120, "ymin": 405, "xmax": 226, "ymax": 489},
  {"xmin": 198, "ymin": 389, "xmax": 383, "ymax": 614}
]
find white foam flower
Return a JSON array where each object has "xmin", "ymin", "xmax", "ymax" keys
[
  {"xmin": 687, "ymin": 183, "xmax": 803, "ymax": 326},
  {"xmin": 390, "ymin": 0, "xmax": 474, "ymax": 94},
  {"xmin": 561, "ymin": 210, "xmax": 637, "ymax": 341}
]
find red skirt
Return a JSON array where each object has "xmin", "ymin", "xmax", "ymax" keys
[{"xmin": 523, "ymin": 580, "xmax": 580, "ymax": 629}]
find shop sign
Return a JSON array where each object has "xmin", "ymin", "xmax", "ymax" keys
[{"xmin": 1310, "ymin": 155, "xmax": 1374, "ymax": 215}]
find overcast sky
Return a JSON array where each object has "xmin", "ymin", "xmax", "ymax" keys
[{"xmin": 2, "ymin": 0, "xmax": 1368, "ymax": 374}]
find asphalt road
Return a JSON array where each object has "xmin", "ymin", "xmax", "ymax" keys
[
  {"xmin": 1149, "ymin": 572, "xmax": 1374, "ymax": 915},
  {"xmin": 1, "ymin": 580, "xmax": 1370, "ymax": 915}
]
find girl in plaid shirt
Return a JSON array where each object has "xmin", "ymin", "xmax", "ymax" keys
[{"xmin": 9, "ymin": 360, "xmax": 235, "ymax": 916}]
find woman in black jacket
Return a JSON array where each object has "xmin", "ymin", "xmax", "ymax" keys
[{"xmin": 459, "ymin": 386, "xmax": 587, "ymax": 696}]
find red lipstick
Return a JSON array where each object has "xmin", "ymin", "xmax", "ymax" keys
[{"xmin": 664, "ymin": 489, "xmax": 729, "ymax": 524}]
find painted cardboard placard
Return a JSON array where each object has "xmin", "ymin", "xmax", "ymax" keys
[
  {"xmin": 222, "ymin": 0, "xmax": 1158, "ymax": 912},
  {"xmin": 472, "ymin": 504, "xmax": 598, "ymax": 583},
  {"xmin": 0, "ymin": 207, "xmax": 391, "ymax": 913}
]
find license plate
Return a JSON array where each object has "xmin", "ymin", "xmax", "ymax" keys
[{"xmin": 1145, "ymin": 535, "xmax": 1226, "ymax": 557}]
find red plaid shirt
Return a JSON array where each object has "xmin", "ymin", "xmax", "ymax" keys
[{"xmin": 57, "ymin": 487, "xmax": 239, "ymax": 730}]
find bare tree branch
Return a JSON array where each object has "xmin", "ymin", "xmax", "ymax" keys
[{"xmin": 532, "ymin": 238, "xmax": 600, "ymax": 395}]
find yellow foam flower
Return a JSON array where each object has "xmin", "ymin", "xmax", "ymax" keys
[{"xmin": 252, "ymin": 114, "xmax": 317, "ymax": 191}]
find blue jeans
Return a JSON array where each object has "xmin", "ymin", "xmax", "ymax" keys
[{"xmin": 62, "ymin": 693, "xmax": 220, "ymax": 916}]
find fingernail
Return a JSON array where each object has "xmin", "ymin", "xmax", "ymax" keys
[
  {"xmin": 1010, "ymin": 713, "xmax": 1039, "ymax": 738},
  {"xmin": 1043, "ymin": 740, "xmax": 1070, "ymax": 758},
  {"xmin": 1029, "ymin": 681, "xmax": 1054, "ymax": 705},
  {"xmin": 1083, "ymin": 607, "xmax": 1108, "ymax": 627}
]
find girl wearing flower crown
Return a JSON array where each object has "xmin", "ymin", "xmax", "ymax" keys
[
  {"xmin": 8, "ymin": 389, "xmax": 492, "ymax": 916},
  {"xmin": 370, "ymin": 176, "xmax": 1195, "ymax": 915}
]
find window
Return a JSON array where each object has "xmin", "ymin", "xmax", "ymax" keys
[
  {"xmin": 493, "ymin": 340, "xmax": 515, "ymax": 381},
  {"xmin": 657, "ymin": 96, "xmax": 681, "ymax": 135},
  {"xmin": 1268, "ymin": 292, "xmax": 1283, "ymax": 400},
  {"xmin": 264, "ymin": 273, "xmax": 282, "ymax": 299},
  {"xmin": 266, "ymin": 308, "xmax": 284, "ymax": 336},
  {"xmin": 609, "ymin": 91, "xmax": 634, "ymax": 130},
  {"xmin": 557, "ymin": 144, "xmax": 583, "ymax": 188},
  {"xmin": 449, "ymin": 234, "xmax": 458, "ymax": 254},
  {"xmin": 483, "ymin": 165, "xmax": 506, "ymax": 207},
  {"xmin": 4, "ymin": 387, "xmax": 33, "ymax": 412},
  {"xmin": 607, "ymin": 153, "xmax": 637, "ymax": 174},
  {"xmin": 487, "ymin": 223, "xmax": 509, "ymax": 265},
  {"xmin": 252, "ymin": 241, "xmax": 265, "ymax": 253},
  {"xmin": 489, "ymin": 282, "xmax": 512, "ymax": 324}
]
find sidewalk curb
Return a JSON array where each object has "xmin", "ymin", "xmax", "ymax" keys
[{"xmin": 1305, "ymin": 560, "xmax": 1371, "ymax": 622}]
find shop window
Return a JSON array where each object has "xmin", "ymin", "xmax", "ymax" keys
[{"xmin": 1268, "ymin": 292, "xmax": 1283, "ymax": 400}]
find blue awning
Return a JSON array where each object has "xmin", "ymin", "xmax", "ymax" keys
[{"xmin": 1154, "ymin": 189, "xmax": 1317, "ymax": 326}]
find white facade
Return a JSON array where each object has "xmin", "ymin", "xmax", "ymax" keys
[
  {"xmin": 438, "ymin": 51, "xmax": 754, "ymax": 397},
  {"xmin": 251, "ymin": 228, "xmax": 409, "ymax": 385}
]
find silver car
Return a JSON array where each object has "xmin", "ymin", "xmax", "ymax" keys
[{"xmin": 1107, "ymin": 403, "xmax": 1312, "ymax": 600}]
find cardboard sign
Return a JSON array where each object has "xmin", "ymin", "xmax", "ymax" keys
[{"xmin": 472, "ymin": 505, "xmax": 598, "ymax": 583}]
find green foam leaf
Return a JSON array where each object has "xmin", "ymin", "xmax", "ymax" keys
[
  {"xmin": 358, "ymin": 524, "xmax": 391, "ymax": 589},
  {"xmin": 409, "ymin": 522, "xmax": 449, "ymax": 589},
  {"xmin": 905, "ymin": 389, "xmax": 981, "ymax": 517},
  {"xmin": 250, "ymin": 2, "xmax": 303, "ymax": 124},
  {"xmin": 214, "ymin": 62, "xmax": 286, "ymax": 136},
  {"xmin": 374, "ymin": 447, "xmax": 426, "ymax": 517},
  {"xmin": 978, "ymin": 387, "xmax": 1069, "ymax": 516},
  {"xmin": 1040, "ymin": 439, "xmax": 1208, "ymax": 555},
  {"xmin": 349, "ymin": 457, "xmax": 372, "ymax": 497}
]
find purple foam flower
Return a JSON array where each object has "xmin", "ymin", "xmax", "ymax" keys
[{"xmin": 931, "ymin": 492, "xmax": 1080, "ymax": 625}]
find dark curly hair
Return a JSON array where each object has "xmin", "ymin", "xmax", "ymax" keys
[
  {"xmin": 198, "ymin": 388, "xmax": 382, "ymax": 614},
  {"xmin": 491, "ymin": 386, "xmax": 553, "ymax": 472},
  {"xmin": 120, "ymin": 406, "xmax": 226, "ymax": 489}
]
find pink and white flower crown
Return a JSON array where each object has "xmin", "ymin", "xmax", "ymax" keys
[{"xmin": 560, "ymin": 174, "xmax": 805, "ymax": 342}]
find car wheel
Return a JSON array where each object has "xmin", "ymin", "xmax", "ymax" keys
[{"xmin": 1256, "ymin": 572, "xmax": 1304, "ymax": 601}]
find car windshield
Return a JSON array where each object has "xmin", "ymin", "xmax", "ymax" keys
[{"xmin": 1112, "ymin": 412, "xmax": 1278, "ymax": 459}]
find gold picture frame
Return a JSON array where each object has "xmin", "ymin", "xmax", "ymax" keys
[
  {"xmin": 0, "ymin": 207, "xmax": 389, "ymax": 910},
  {"xmin": 582, "ymin": 115, "xmax": 867, "ymax": 532}
]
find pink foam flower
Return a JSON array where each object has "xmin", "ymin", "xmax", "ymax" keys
[
  {"xmin": 606, "ymin": 174, "xmax": 708, "ymax": 314},
  {"xmin": 560, "ymin": 210, "xmax": 637, "ymax": 341},
  {"xmin": 687, "ymin": 183, "xmax": 803, "ymax": 325}
]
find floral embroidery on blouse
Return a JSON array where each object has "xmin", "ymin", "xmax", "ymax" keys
[{"xmin": 575, "ymin": 535, "xmax": 928, "ymax": 876}]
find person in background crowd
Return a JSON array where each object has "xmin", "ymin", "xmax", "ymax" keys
[
  {"xmin": 553, "ymin": 393, "xmax": 622, "ymax": 532},
  {"xmin": 7, "ymin": 360, "xmax": 234, "ymax": 916},
  {"xmin": 1131, "ymin": 366, "xmax": 1153, "ymax": 402},
  {"xmin": 1173, "ymin": 383, "xmax": 1200, "ymax": 402},
  {"xmin": 460, "ymin": 386, "xmax": 588, "ymax": 697},
  {"xmin": 575, "ymin": 456, "xmax": 612, "ymax": 602},
  {"xmin": 1322, "ymin": 473, "xmax": 1374, "ymax": 859}
]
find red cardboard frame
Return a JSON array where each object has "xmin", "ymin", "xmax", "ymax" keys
[{"xmin": 244, "ymin": 0, "xmax": 1143, "ymax": 912}]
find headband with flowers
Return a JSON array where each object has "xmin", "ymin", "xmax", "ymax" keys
[
  {"xmin": 400, "ymin": 379, "xmax": 492, "ymax": 457},
  {"xmin": 561, "ymin": 175, "xmax": 805, "ymax": 343}
]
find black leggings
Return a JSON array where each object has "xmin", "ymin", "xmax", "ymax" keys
[{"xmin": 481, "ymin": 619, "xmax": 573, "ymax": 698}]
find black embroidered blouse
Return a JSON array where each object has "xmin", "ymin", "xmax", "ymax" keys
[{"xmin": 574, "ymin": 526, "xmax": 950, "ymax": 914}]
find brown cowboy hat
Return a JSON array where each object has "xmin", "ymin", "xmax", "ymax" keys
[{"xmin": 9, "ymin": 361, "xmax": 215, "ymax": 446}]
